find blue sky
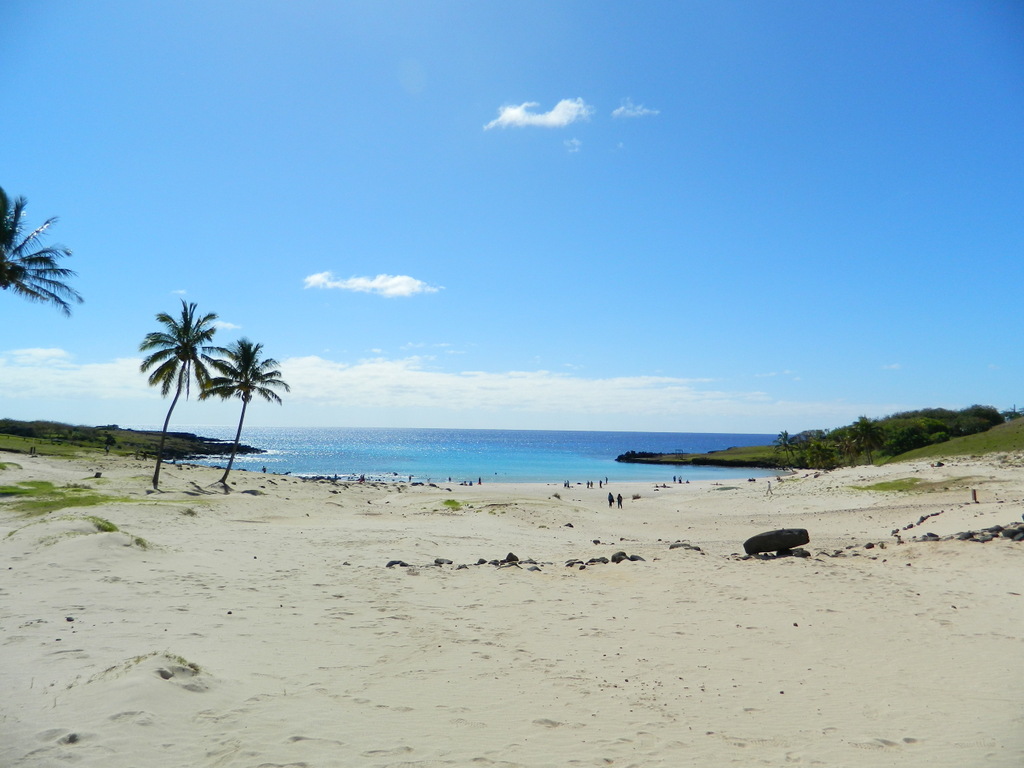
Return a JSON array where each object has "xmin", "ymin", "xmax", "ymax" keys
[{"xmin": 2, "ymin": 0, "xmax": 1022, "ymax": 433}]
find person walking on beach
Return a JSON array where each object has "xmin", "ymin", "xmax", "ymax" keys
[
  {"xmin": 616, "ymin": 493, "xmax": 623, "ymax": 509},
  {"xmin": 608, "ymin": 492, "xmax": 614, "ymax": 508}
]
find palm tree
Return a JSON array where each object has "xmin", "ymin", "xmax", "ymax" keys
[
  {"xmin": 0, "ymin": 187, "xmax": 82, "ymax": 315},
  {"xmin": 773, "ymin": 430, "xmax": 797, "ymax": 465},
  {"xmin": 139, "ymin": 300, "xmax": 224, "ymax": 489},
  {"xmin": 201, "ymin": 338, "xmax": 290, "ymax": 486},
  {"xmin": 852, "ymin": 416, "xmax": 884, "ymax": 465}
]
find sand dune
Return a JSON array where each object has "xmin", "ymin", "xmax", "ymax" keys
[{"xmin": 1, "ymin": 451, "xmax": 1022, "ymax": 767}]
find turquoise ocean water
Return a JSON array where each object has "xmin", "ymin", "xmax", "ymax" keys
[{"xmin": 151, "ymin": 426, "xmax": 777, "ymax": 484}]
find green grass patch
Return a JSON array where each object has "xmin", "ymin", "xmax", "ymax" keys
[
  {"xmin": 0, "ymin": 480, "xmax": 127, "ymax": 516},
  {"xmin": 0, "ymin": 480, "xmax": 58, "ymax": 496},
  {"xmin": 442, "ymin": 499, "xmax": 462, "ymax": 510},
  {"xmin": 851, "ymin": 478, "xmax": 922, "ymax": 492},
  {"xmin": 83, "ymin": 515, "xmax": 119, "ymax": 532}
]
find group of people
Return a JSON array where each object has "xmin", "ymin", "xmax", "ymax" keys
[{"xmin": 557, "ymin": 479, "xmax": 626, "ymax": 507}]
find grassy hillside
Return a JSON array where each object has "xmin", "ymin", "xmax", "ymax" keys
[
  {"xmin": 0, "ymin": 420, "xmax": 258, "ymax": 461},
  {"xmin": 618, "ymin": 418, "xmax": 1024, "ymax": 470},
  {"xmin": 616, "ymin": 444, "xmax": 781, "ymax": 469},
  {"xmin": 886, "ymin": 417, "xmax": 1024, "ymax": 462}
]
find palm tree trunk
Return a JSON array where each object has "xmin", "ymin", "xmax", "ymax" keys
[
  {"xmin": 219, "ymin": 397, "xmax": 248, "ymax": 485},
  {"xmin": 152, "ymin": 381, "xmax": 184, "ymax": 489}
]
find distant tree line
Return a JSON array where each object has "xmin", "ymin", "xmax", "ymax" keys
[{"xmin": 774, "ymin": 404, "xmax": 1007, "ymax": 469}]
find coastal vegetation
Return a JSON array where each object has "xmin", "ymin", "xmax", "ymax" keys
[
  {"xmin": 200, "ymin": 338, "xmax": 290, "ymax": 486},
  {"xmin": 137, "ymin": 302, "xmax": 290, "ymax": 490},
  {"xmin": 0, "ymin": 480, "xmax": 128, "ymax": 516},
  {"xmin": 617, "ymin": 404, "xmax": 1021, "ymax": 470},
  {"xmin": 0, "ymin": 419, "xmax": 258, "ymax": 461},
  {"xmin": 0, "ymin": 186, "xmax": 82, "ymax": 315},
  {"xmin": 139, "ymin": 301, "xmax": 227, "ymax": 489}
]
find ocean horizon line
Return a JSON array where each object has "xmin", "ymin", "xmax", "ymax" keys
[{"xmin": 134, "ymin": 425, "xmax": 777, "ymax": 484}]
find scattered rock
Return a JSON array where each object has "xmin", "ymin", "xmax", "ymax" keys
[
  {"xmin": 669, "ymin": 540, "xmax": 703, "ymax": 552},
  {"xmin": 914, "ymin": 521, "xmax": 1024, "ymax": 544}
]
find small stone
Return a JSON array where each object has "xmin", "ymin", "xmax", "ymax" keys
[
  {"xmin": 610, "ymin": 551, "xmax": 628, "ymax": 564},
  {"xmin": 504, "ymin": 552, "xmax": 519, "ymax": 563}
]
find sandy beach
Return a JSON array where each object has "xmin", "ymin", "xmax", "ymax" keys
[{"xmin": 1, "ymin": 450, "xmax": 1022, "ymax": 767}]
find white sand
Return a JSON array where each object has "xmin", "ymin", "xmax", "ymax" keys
[{"xmin": 1, "ymin": 450, "xmax": 1022, "ymax": 767}]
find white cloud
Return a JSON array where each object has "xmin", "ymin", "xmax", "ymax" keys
[
  {"xmin": 303, "ymin": 272, "xmax": 441, "ymax": 298},
  {"xmin": 214, "ymin": 320, "xmax": 242, "ymax": 331},
  {"xmin": 0, "ymin": 349, "xmax": 908, "ymax": 432},
  {"xmin": 881, "ymin": 363, "xmax": 902, "ymax": 370},
  {"xmin": 484, "ymin": 98, "xmax": 594, "ymax": 130},
  {"xmin": 612, "ymin": 98, "xmax": 659, "ymax": 118},
  {"xmin": 279, "ymin": 355, "xmax": 743, "ymax": 416},
  {"xmin": 0, "ymin": 350, "xmax": 151, "ymax": 402},
  {"xmin": 8, "ymin": 348, "xmax": 74, "ymax": 365},
  {"xmin": 564, "ymin": 138, "xmax": 582, "ymax": 153}
]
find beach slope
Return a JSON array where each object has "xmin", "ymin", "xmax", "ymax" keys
[{"xmin": 1, "ymin": 452, "xmax": 1022, "ymax": 767}]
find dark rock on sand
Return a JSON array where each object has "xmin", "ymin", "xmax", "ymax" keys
[{"xmin": 743, "ymin": 528, "xmax": 810, "ymax": 555}]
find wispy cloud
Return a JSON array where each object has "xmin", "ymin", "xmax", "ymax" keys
[
  {"xmin": 8, "ymin": 348, "xmax": 73, "ymax": 365},
  {"xmin": 564, "ymin": 138, "xmax": 582, "ymax": 153},
  {"xmin": 881, "ymin": 363, "xmax": 902, "ymax": 370},
  {"xmin": 484, "ymin": 98, "xmax": 594, "ymax": 130},
  {"xmin": 612, "ymin": 98, "xmax": 659, "ymax": 118},
  {"xmin": 214, "ymin": 320, "xmax": 242, "ymax": 331},
  {"xmin": 0, "ymin": 350, "xmax": 150, "ymax": 402},
  {"xmin": 280, "ymin": 355, "xmax": 754, "ymax": 415},
  {"xmin": 0, "ymin": 349, "xmax": 901, "ymax": 432},
  {"xmin": 303, "ymin": 272, "xmax": 442, "ymax": 298}
]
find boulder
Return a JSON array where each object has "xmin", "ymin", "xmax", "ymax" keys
[{"xmin": 743, "ymin": 528, "xmax": 810, "ymax": 555}]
